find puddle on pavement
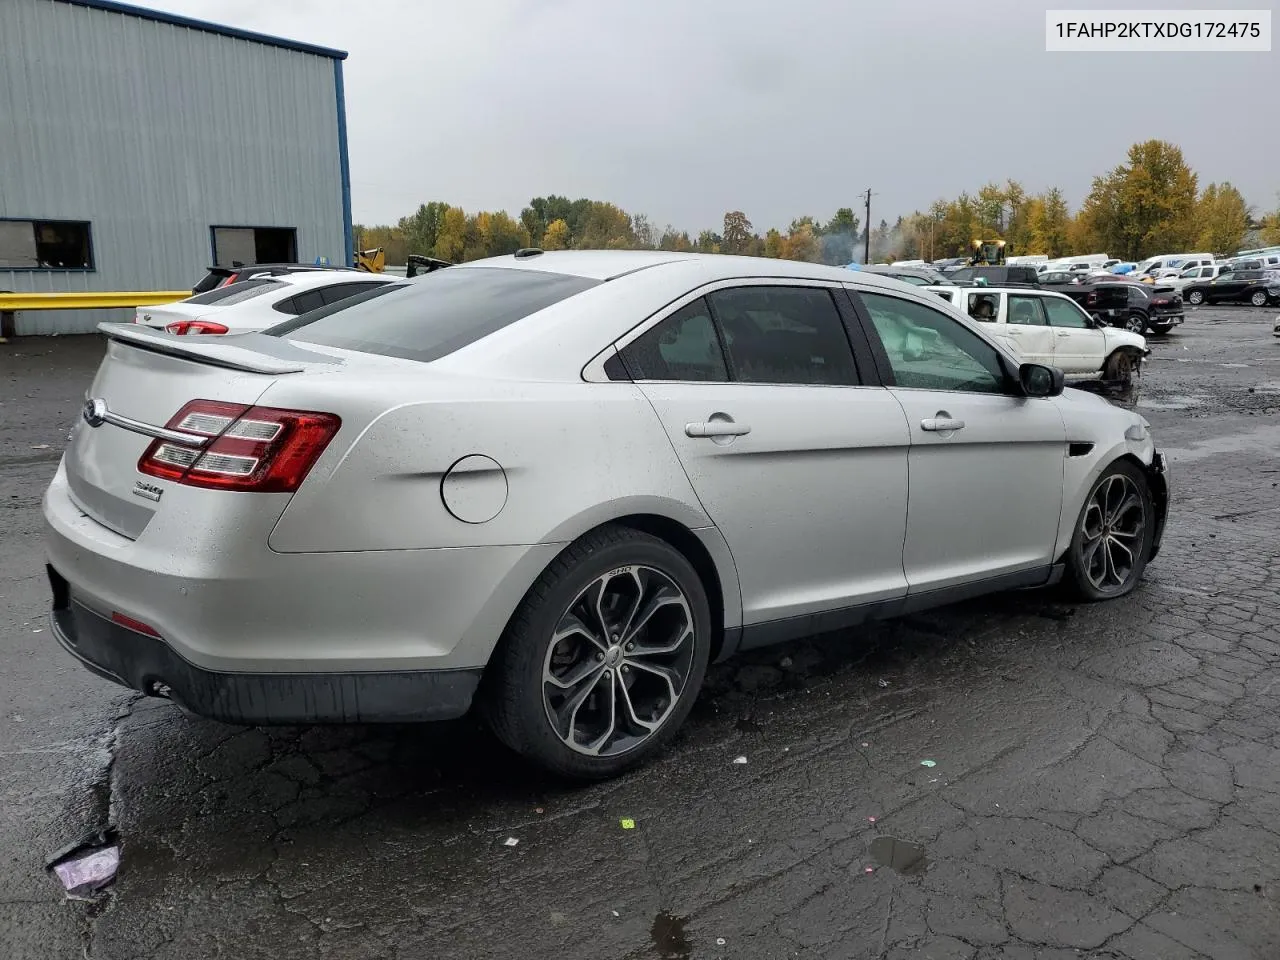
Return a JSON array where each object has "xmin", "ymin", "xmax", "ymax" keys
[
  {"xmin": 868, "ymin": 836, "xmax": 929, "ymax": 876},
  {"xmin": 650, "ymin": 912, "xmax": 691, "ymax": 958}
]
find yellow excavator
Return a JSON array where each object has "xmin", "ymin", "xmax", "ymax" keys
[
  {"xmin": 968, "ymin": 239, "xmax": 1007, "ymax": 266},
  {"xmin": 354, "ymin": 247, "xmax": 386, "ymax": 273}
]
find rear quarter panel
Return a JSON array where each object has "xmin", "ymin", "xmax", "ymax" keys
[{"xmin": 262, "ymin": 375, "xmax": 713, "ymax": 553}]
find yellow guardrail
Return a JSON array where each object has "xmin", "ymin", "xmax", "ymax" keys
[{"xmin": 0, "ymin": 291, "xmax": 190, "ymax": 311}]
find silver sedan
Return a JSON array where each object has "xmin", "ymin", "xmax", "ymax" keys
[{"xmin": 43, "ymin": 251, "xmax": 1169, "ymax": 779}]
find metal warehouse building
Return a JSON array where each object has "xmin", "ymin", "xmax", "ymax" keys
[{"xmin": 0, "ymin": 0, "xmax": 352, "ymax": 336}]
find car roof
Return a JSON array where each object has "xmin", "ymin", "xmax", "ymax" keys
[
  {"xmin": 452, "ymin": 250, "xmax": 886, "ymax": 286},
  {"xmin": 271, "ymin": 271, "xmax": 400, "ymax": 290},
  {"xmin": 932, "ymin": 285, "xmax": 1076, "ymax": 300}
]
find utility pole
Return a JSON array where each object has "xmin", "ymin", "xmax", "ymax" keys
[{"xmin": 863, "ymin": 188, "xmax": 872, "ymax": 264}]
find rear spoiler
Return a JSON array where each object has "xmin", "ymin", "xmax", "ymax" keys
[{"xmin": 98, "ymin": 323, "xmax": 342, "ymax": 375}]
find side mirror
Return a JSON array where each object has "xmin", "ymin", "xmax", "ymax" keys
[{"xmin": 1019, "ymin": 363, "xmax": 1064, "ymax": 398}]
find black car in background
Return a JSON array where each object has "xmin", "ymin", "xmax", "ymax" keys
[
  {"xmin": 191, "ymin": 263, "xmax": 359, "ymax": 294},
  {"xmin": 944, "ymin": 265, "xmax": 1041, "ymax": 286},
  {"xmin": 1060, "ymin": 280, "xmax": 1185, "ymax": 335},
  {"xmin": 1183, "ymin": 269, "xmax": 1280, "ymax": 307}
]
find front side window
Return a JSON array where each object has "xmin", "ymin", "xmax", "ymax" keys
[
  {"xmin": 0, "ymin": 219, "xmax": 93, "ymax": 270},
  {"xmin": 708, "ymin": 286, "xmax": 859, "ymax": 386},
  {"xmin": 620, "ymin": 298, "xmax": 727, "ymax": 382},
  {"xmin": 860, "ymin": 292, "xmax": 1007, "ymax": 394},
  {"xmin": 1042, "ymin": 296, "xmax": 1091, "ymax": 329},
  {"xmin": 1007, "ymin": 295, "xmax": 1047, "ymax": 326}
]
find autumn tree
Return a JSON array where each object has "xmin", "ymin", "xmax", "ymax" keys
[
  {"xmin": 976, "ymin": 183, "xmax": 1007, "ymax": 234},
  {"xmin": 353, "ymin": 223, "xmax": 407, "ymax": 265},
  {"xmin": 1026, "ymin": 188, "xmax": 1071, "ymax": 257},
  {"xmin": 541, "ymin": 218, "xmax": 571, "ymax": 250},
  {"xmin": 695, "ymin": 230, "xmax": 722, "ymax": 254},
  {"xmin": 576, "ymin": 201, "xmax": 635, "ymax": 249},
  {"xmin": 781, "ymin": 222, "xmax": 820, "ymax": 262},
  {"xmin": 1196, "ymin": 182, "xmax": 1251, "ymax": 255},
  {"xmin": 1261, "ymin": 198, "xmax": 1280, "ymax": 246},
  {"xmin": 1075, "ymin": 140, "xmax": 1199, "ymax": 259},
  {"xmin": 432, "ymin": 206, "xmax": 468, "ymax": 262}
]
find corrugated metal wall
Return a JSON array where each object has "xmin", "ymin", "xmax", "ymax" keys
[{"xmin": 0, "ymin": 0, "xmax": 347, "ymax": 335}]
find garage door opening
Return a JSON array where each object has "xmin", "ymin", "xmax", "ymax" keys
[{"xmin": 211, "ymin": 226, "xmax": 298, "ymax": 267}]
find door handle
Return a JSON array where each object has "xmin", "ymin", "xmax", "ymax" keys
[
  {"xmin": 920, "ymin": 417, "xmax": 965, "ymax": 432},
  {"xmin": 1056, "ymin": 331, "xmax": 1070, "ymax": 337},
  {"xmin": 685, "ymin": 421, "xmax": 751, "ymax": 438}
]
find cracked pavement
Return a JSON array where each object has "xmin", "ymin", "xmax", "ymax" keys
[{"xmin": 2, "ymin": 306, "xmax": 1279, "ymax": 959}]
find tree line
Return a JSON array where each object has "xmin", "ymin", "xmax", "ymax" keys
[{"xmin": 355, "ymin": 140, "xmax": 1280, "ymax": 268}]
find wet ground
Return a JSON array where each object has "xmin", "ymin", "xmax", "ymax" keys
[{"xmin": 2, "ymin": 306, "xmax": 1279, "ymax": 959}]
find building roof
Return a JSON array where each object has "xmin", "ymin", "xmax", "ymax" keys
[{"xmin": 56, "ymin": 0, "xmax": 348, "ymax": 60}]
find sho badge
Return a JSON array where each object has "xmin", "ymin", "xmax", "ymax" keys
[{"xmin": 132, "ymin": 480, "xmax": 163, "ymax": 502}]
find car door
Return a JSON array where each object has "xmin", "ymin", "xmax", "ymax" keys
[
  {"xmin": 850, "ymin": 289, "xmax": 1066, "ymax": 593},
  {"xmin": 1041, "ymin": 294, "xmax": 1102, "ymax": 373},
  {"xmin": 1002, "ymin": 294, "xmax": 1055, "ymax": 365},
  {"xmin": 617, "ymin": 281, "xmax": 912, "ymax": 629}
]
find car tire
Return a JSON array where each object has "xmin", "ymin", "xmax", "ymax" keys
[
  {"xmin": 1064, "ymin": 459, "xmax": 1155, "ymax": 602},
  {"xmin": 482, "ymin": 524, "xmax": 712, "ymax": 780},
  {"xmin": 1103, "ymin": 349, "xmax": 1136, "ymax": 387},
  {"xmin": 1187, "ymin": 290, "xmax": 1205, "ymax": 305},
  {"xmin": 1250, "ymin": 290, "xmax": 1268, "ymax": 307},
  {"xmin": 1124, "ymin": 312, "xmax": 1147, "ymax": 333},
  {"xmin": 1149, "ymin": 322, "xmax": 1174, "ymax": 336}
]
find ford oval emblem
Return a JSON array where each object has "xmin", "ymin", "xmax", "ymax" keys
[{"xmin": 83, "ymin": 398, "xmax": 108, "ymax": 428}]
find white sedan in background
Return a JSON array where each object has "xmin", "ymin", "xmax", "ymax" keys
[{"xmin": 134, "ymin": 271, "xmax": 401, "ymax": 334}]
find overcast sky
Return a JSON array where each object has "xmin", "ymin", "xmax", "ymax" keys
[{"xmin": 148, "ymin": 0, "xmax": 1278, "ymax": 233}]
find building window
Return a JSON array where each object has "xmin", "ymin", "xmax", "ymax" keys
[
  {"xmin": 211, "ymin": 226, "xmax": 298, "ymax": 267},
  {"xmin": 0, "ymin": 219, "xmax": 94, "ymax": 270}
]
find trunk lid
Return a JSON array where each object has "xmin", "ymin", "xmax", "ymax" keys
[{"xmin": 64, "ymin": 324, "xmax": 343, "ymax": 539}]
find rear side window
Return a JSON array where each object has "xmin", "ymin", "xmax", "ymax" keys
[
  {"xmin": 319, "ymin": 281, "xmax": 386, "ymax": 306},
  {"xmin": 268, "ymin": 268, "xmax": 599, "ymax": 362},
  {"xmin": 708, "ymin": 286, "xmax": 859, "ymax": 386},
  {"xmin": 185, "ymin": 278, "xmax": 283, "ymax": 306},
  {"xmin": 620, "ymin": 298, "xmax": 727, "ymax": 381},
  {"xmin": 273, "ymin": 288, "xmax": 326, "ymax": 316}
]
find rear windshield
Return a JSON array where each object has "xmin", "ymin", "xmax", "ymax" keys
[
  {"xmin": 266, "ymin": 267, "xmax": 600, "ymax": 362},
  {"xmin": 185, "ymin": 278, "xmax": 284, "ymax": 306}
]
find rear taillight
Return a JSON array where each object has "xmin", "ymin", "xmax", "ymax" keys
[
  {"xmin": 1151, "ymin": 298, "xmax": 1169, "ymax": 305},
  {"xmin": 1087, "ymin": 292, "xmax": 1097, "ymax": 305},
  {"xmin": 165, "ymin": 320, "xmax": 229, "ymax": 336},
  {"xmin": 138, "ymin": 400, "xmax": 341, "ymax": 493}
]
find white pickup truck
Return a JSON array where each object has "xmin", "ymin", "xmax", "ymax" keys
[{"xmin": 928, "ymin": 285, "xmax": 1149, "ymax": 385}]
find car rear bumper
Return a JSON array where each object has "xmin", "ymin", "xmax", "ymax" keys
[
  {"xmin": 47, "ymin": 566, "xmax": 482, "ymax": 723},
  {"xmin": 42, "ymin": 459, "xmax": 562, "ymax": 691}
]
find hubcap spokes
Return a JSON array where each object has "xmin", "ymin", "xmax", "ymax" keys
[
  {"xmin": 1081, "ymin": 474, "xmax": 1146, "ymax": 593},
  {"xmin": 542, "ymin": 565, "xmax": 695, "ymax": 757}
]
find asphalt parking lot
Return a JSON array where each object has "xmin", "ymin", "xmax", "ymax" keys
[{"xmin": 2, "ymin": 307, "xmax": 1280, "ymax": 960}]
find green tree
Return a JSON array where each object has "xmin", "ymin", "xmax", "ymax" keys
[
  {"xmin": 399, "ymin": 201, "xmax": 450, "ymax": 256},
  {"xmin": 632, "ymin": 213, "xmax": 656, "ymax": 249},
  {"xmin": 721, "ymin": 211, "xmax": 755, "ymax": 254},
  {"xmin": 1196, "ymin": 182, "xmax": 1251, "ymax": 255},
  {"xmin": 818, "ymin": 207, "xmax": 859, "ymax": 264},
  {"xmin": 695, "ymin": 230, "xmax": 722, "ymax": 254},
  {"xmin": 976, "ymin": 182, "xmax": 1007, "ymax": 234},
  {"xmin": 541, "ymin": 218, "xmax": 571, "ymax": 250},
  {"xmin": 763, "ymin": 228, "xmax": 785, "ymax": 259},
  {"xmin": 658, "ymin": 226, "xmax": 693, "ymax": 251}
]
